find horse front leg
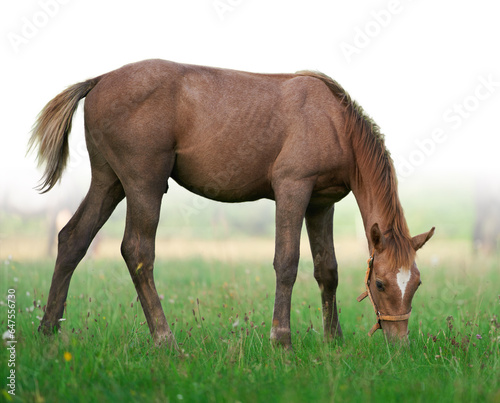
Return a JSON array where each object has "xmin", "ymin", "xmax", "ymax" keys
[
  {"xmin": 270, "ymin": 180, "xmax": 313, "ymax": 348},
  {"xmin": 305, "ymin": 203, "xmax": 343, "ymax": 341}
]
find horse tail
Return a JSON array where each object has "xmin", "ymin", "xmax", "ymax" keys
[{"xmin": 28, "ymin": 76, "xmax": 103, "ymax": 193}]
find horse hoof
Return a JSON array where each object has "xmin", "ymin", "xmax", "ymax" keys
[
  {"xmin": 270, "ymin": 327, "xmax": 293, "ymax": 349},
  {"xmin": 38, "ymin": 321, "xmax": 59, "ymax": 336},
  {"xmin": 154, "ymin": 332, "xmax": 179, "ymax": 352}
]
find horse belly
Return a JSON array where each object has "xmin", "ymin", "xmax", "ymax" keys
[
  {"xmin": 168, "ymin": 65, "xmax": 293, "ymax": 202},
  {"xmin": 171, "ymin": 150, "xmax": 274, "ymax": 203}
]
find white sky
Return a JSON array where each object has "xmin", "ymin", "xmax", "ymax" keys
[{"xmin": 2, "ymin": 0, "xmax": 500, "ymax": 210}]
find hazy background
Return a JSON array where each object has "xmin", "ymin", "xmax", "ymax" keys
[{"xmin": 1, "ymin": 0, "xmax": 499, "ymax": 261}]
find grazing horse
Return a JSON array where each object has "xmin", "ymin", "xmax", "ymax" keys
[{"xmin": 30, "ymin": 59, "xmax": 434, "ymax": 348}]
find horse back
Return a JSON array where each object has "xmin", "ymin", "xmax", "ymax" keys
[{"xmin": 84, "ymin": 59, "xmax": 350, "ymax": 202}]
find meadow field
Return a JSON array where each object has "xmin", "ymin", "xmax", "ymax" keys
[{"xmin": 1, "ymin": 180, "xmax": 499, "ymax": 402}]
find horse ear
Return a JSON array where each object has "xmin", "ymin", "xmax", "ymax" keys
[
  {"xmin": 370, "ymin": 223, "xmax": 386, "ymax": 252},
  {"xmin": 412, "ymin": 227, "xmax": 435, "ymax": 251}
]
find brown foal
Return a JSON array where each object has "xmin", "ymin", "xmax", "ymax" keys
[{"xmin": 30, "ymin": 60, "xmax": 434, "ymax": 348}]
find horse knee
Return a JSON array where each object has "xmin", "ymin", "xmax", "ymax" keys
[
  {"xmin": 120, "ymin": 236, "xmax": 137, "ymax": 264},
  {"xmin": 121, "ymin": 235, "xmax": 155, "ymax": 279},
  {"xmin": 273, "ymin": 251, "xmax": 299, "ymax": 287},
  {"xmin": 328, "ymin": 266, "xmax": 339, "ymax": 289},
  {"xmin": 314, "ymin": 259, "xmax": 339, "ymax": 290}
]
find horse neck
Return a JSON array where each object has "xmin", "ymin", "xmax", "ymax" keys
[{"xmin": 349, "ymin": 157, "xmax": 410, "ymax": 251}]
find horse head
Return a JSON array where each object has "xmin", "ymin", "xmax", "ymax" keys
[{"xmin": 358, "ymin": 224, "xmax": 435, "ymax": 341}]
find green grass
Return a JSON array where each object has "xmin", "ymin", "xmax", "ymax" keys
[{"xmin": 1, "ymin": 253, "xmax": 499, "ymax": 403}]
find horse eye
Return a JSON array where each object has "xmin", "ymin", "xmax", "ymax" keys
[
  {"xmin": 418, "ymin": 280, "xmax": 422, "ymax": 287},
  {"xmin": 375, "ymin": 280, "xmax": 385, "ymax": 291}
]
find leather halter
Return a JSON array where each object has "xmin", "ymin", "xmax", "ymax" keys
[{"xmin": 356, "ymin": 250, "xmax": 412, "ymax": 336}]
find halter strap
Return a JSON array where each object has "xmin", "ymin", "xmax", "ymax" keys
[{"xmin": 357, "ymin": 249, "xmax": 412, "ymax": 336}]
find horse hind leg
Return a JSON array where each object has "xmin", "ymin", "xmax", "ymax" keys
[
  {"xmin": 39, "ymin": 166, "xmax": 125, "ymax": 335},
  {"xmin": 119, "ymin": 156, "xmax": 177, "ymax": 349}
]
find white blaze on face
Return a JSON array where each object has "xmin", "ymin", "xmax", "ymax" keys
[{"xmin": 396, "ymin": 268, "xmax": 411, "ymax": 300}]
